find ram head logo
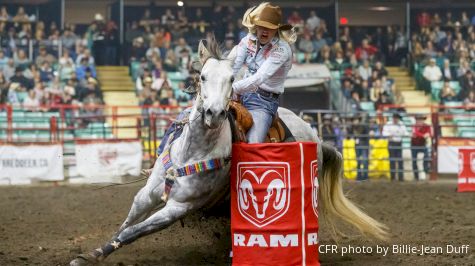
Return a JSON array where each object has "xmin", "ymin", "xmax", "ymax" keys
[
  {"xmin": 310, "ymin": 160, "xmax": 319, "ymax": 218},
  {"xmin": 237, "ymin": 162, "xmax": 290, "ymax": 228}
]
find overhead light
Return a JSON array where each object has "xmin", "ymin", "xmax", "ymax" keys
[
  {"xmin": 177, "ymin": 1, "xmax": 184, "ymax": 6},
  {"xmin": 369, "ymin": 6, "xmax": 392, "ymax": 11}
]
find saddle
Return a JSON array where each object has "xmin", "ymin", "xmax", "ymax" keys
[{"xmin": 228, "ymin": 101, "xmax": 294, "ymax": 143}]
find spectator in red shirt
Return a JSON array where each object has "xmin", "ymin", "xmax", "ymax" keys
[
  {"xmin": 355, "ymin": 39, "xmax": 378, "ymax": 62},
  {"xmin": 411, "ymin": 114, "xmax": 432, "ymax": 180},
  {"xmin": 417, "ymin": 11, "xmax": 431, "ymax": 27}
]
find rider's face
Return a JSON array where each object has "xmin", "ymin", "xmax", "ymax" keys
[{"xmin": 256, "ymin": 26, "xmax": 277, "ymax": 45}]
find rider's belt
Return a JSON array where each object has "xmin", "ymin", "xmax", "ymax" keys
[{"xmin": 257, "ymin": 88, "xmax": 280, "ymax": 99}]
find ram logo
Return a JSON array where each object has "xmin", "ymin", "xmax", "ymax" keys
[
  {"xmin": 310, "ymin": 160, "xmax": 319, "ymax": 218},
  {"xmin": 237, "ymin": 162, "xmax": 290, "ymax": 228}
]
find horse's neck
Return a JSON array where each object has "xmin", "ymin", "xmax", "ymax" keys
[{"xmin": 171, "ymin": 105, "xmax": 231, "ymax": 164}]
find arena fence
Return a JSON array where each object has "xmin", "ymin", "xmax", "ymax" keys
[{"xmin": 1, "ymin": 103, "xmax": 474, "ymax": 184}]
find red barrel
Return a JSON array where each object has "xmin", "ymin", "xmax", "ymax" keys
[
  {"xmin": 458, "ymin": 149, "xmax": 475, "ymax": 192},
  {"xmin": 231, "ymin": 142, "xmax": 320, "ymax": 266}
]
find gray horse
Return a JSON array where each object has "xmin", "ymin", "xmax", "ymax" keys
[{"xmin": 70, "ymin": 39, "xmax": 387, "ymax": 265}]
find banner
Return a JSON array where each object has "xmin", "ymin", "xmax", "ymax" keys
[
  {"xmin": 75, "ymin": 140, "xmax": 142, "ymax": 183},
  {"xmin": 438, "ymin": 138, "xmax": 475, "ymax": 174},
  {"xmin": 0, "ymin": 143, "xmax": 64, "ymax": 185},
  {"xmin": 231, "ymin": 142, "xmax": 319, "ymax": 266},
  {"xmin": 458, "ymin": 149, "xmax": 475, "ymax": 192}
]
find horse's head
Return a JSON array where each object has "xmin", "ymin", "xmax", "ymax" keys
[{"xmin": 196, "ymin": 38, "xmax": 236, "ymax": 129}]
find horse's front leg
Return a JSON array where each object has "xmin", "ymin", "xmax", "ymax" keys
[{"xmin": 70, "ymin": 201, "xmax": 190, "ymax": 266}]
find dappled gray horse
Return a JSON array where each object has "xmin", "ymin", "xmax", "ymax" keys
[{"xmin": 70, "ymin": 39, "xmax": 387, "ymax": 265}]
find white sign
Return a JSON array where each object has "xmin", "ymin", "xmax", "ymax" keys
[
  {"xmin": 285, "ymin": 64, "xmax": 331, "ymax": 88},
  {"xmin": 438, "ymin": 145, "xmax": 473, "ymax": 173},
  {"xmin": 75, "ymin": 141, "xmax": 142, "ymax": 182},
  {"xmin": 0, "ymin": 144, "xmax": 64, "ymax": 184}
]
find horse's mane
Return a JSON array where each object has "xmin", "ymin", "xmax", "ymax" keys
[{"xmin": 204, "ymin": 35, "xmax": 223, "ymax": 61}]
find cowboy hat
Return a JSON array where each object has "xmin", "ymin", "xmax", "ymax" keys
[
  {"xmin": 242, "ymin": 3, "xmax": 292, "ymax": 31},
  {"xmin": 253, "ymin": 5, "xmax": 292, "ymax": 30},
  {"xmin": 415, "ymin": 114, "xmax": 427, "ymax": 120}
]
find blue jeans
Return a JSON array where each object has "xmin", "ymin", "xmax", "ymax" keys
[
  {"xmin": 355, "ymin": 147, "xmax": 369, "ymax": 180},
  {"xmin": 411, "ymin": 145, "xmax": 430, "ymax": 180},
  {"xmin": 241, "ymin": 92, "xmax": 279, "ymax": 143}
]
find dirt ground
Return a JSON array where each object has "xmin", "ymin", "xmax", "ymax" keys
[{"xmin": 0, "ymin": 181, "xmax": 474, "ymax": 266}]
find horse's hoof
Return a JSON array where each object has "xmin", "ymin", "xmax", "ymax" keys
[{"xmin": 70, "ymin": 249, "xmax": 103, "ymax": 265}]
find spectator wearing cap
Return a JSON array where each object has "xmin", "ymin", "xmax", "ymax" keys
[
  {"xmin": 10, "ymin": 66, "xmax": 32, "ymax": 90},
  {"xmin": 78, "ymin": 77, "xmax": 102, "ymax": 103},
  {"xmin": 411, "ymin": 114, "xmax": 432, "ymax": 181},
  {"xmin": 130, "ymin": 37, "xmax": 147, "ymax": 62},
  {"xmin": 35, "ymin": 46, "xmax": 56, "ymax": 66},
  {"xmin": 382, "ymin": 113, "xmax": 408, "ymax": 181}
]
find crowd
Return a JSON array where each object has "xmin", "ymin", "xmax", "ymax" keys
[
  {"xmin": 316, "ymin": 112, "xmax": 432, "ymax": 181},
  {"xmin": 413, "ymin": 11, "xmax": 475, "ymax": 106},
  {"xmin": 0, "ymin": 5, "xmax": 109, "ymax": 126}
]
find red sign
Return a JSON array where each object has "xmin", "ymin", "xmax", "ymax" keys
[
  {"xmin": 458, "ymin": 149, "xmax": 475, "ymax": 192},
  {"xmin": 231, "ymin": 142, "xmax": 320, "ymax": 266}
]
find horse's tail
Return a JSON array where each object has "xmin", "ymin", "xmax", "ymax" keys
[{"xmin": 319, "ymin": 142, "xmax": 389, "ymax": 240}]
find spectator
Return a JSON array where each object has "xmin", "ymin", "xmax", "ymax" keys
[
  {"xmin": 39, "ymin": 61, "xmax": 54, "ymax": 82},
  {"xmin": 373, "ymin": 60, "xmax": 388, "ymax": 78},
  {"xmin": 35, "ymin": 46, "xmax": 55, "ymax": 67},
  {"xmin": 59, "ymin": 59, "xmax": 76, "ymax": 82},
  {"xmin": 298, "ymin": 33, "xmax": 314, "ymax": 63},
  {"xmin": 355, "ymin": 38, "xmax": 377, "ymax": 62},
  {"xmin": 0, "ymin": 72, "xmax": 8, "ymax": 104},
  {"xmin": 411, "ymin": 114, "xmax": 432, "ymax": 181},
  {"xmin": 79, "ymin": 98, "xmax": 105, "ymax": 127},
  {"xmin": 422, "ymin": 58, "xmax": 442, "ymax": 93},
  {"xmin": 382, "ymin": 113, "xmax": 407, "ymax": 181},
  {"xmin": 13, "ymin": 49, "xmax": 30, "ymax": 69},
  {"xmin": 341, "ymin": 79, "xmax": 353, "ymax": 99},
  {"xmin": 321, "ymin": 114, "xmax": 337, "ymax": 147},
  {"xmin": 104, "ymin": 20, "xmax": 119, "ymax": 65},
  {"xmin": 75, "ymin": 48, "xmax": 95, "ymax": 66},
  {"xmin": 394, "ymin": 28, "xmax": 408, "ymax": 66},
  {"xmin": 10, "ymin": 67, "xmax": 32, "ymax": 90},
  {"xmin": 59, "ymin": 49, "xmax": 75, "ymax": 67},
  {"xmin": 458, "ymin": 70, "xmax": 475, "ymax": 100},
  {"xmin": 78, "ymin": 77, "xmax": 102, "ymax": 103},
  {"xmin": 349, "ymin": 90, "xmax": 362, "ymax": 112},
  {"xmin": 306, "ymin": 11, "xmax": 321, "ymax": 32},
  {"xmin": 61, "ymin": 25, "xmax": 78, "ymax": 52},
  {"xmin": 439, "ymin": 80, "xmax": 457, "ymax": 104},
  {"xmin": 417, "ymin": 11, "xmax": 431, "ymax": 27},
  {"xmin": 456, "ymin": 59, "xmax": 471, "ymax": 78},
  {"xmin": 357, "ymin": 59, "xmax": 372, "ymax": 81},
  {"xmin": 349, "ymin": 116, "xmax": 370, "ymax": 180},
  {"xmin": 440, "ymin": 59, "xmax": 455, "ymax": 81},
  {"xmin": 12, "ymin": 6, "xmax": 29, "ymax": 22},
  {"xmin": 375, "ymin": 91, "xmax": 393, "ymax": 110},
  {"xmin": 3, "ymin": 59, "xmax": 15, "ymax": 81},
  {"xmin": 463, "ymin": 90, "xmax": 475, "ymax": 111},
  {"xmin": 23, "ymin": 89, "xmax": 40, "ymax": 112},
  {"xmin": 0, "ymin": 6, "xmax": 10, "ymax": 22},
  {"xmin": 0, "ymin": 50, "xmax": 9, "ymax": 71}
]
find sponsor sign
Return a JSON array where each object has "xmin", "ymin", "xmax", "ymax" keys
[
  {"xmin": 231, "ymin": 142, "xmax": 320, "ymax": 266},
  {"xmin": 75, "ymin": 140, "xmax": 142, "ymax": 182},
  {"xmin": 0, "ymin": 143, "xmax": 64, "ymax": 184},
  {"xmin": 458, "ymin": 149, "xmax": 475, "ymax": 192},
  {"xmin": 438, "ymin": 138, "xmax": 475, "ymax": 174}
]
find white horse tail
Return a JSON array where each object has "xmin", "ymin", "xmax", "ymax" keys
[{"xmin": 319, "ymin": 143, "xmax": 389, "ymax": 240}]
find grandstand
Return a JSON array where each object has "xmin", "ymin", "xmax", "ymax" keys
[{"xmin": 0, "ymin": 0, "xmax": 474, "ymax": 182}]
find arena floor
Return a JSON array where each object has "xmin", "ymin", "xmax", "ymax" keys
[{"xmin": 0, "ymin": 181, "xmax": 473, "ymax": 265}]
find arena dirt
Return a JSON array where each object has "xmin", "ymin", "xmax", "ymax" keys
[{"xmin": 0, "ymin": 181, "xmax": 473, "ymax": 266}]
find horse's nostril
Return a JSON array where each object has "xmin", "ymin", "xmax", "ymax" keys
[
  {"xmin": 219, "ymin": 110, "xmax": 226, "ymax": 118},
  {"xmin": 205, "ymin": 109, "xmax": 213, "ymax": 116}
]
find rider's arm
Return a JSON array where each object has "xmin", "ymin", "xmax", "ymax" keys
[
  {"xmin": 232, "ymin": 36, "xmax": 249, "ymax": 76},
  {"xmin": 232, "ymin": 44, "xmax": 291, "ymax": 95}
]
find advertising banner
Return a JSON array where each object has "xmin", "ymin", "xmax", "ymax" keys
[
  {"xmin": 458, "ymin": 149, "xmax": 475, "ymax": 192},
  {"xmin": 231, "ymin": 142, "xmax": 320, "ymax": 266},
  {"xmin": 0, "ymin": 143, "xmax": 64, "ymax": 184}
]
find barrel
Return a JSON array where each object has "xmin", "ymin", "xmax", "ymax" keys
[{"xmin": 231, "ymin": 142, "xmax": 320, "ymax": 266}]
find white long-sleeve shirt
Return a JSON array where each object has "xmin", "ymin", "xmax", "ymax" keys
[
  {"xmin": 232, "ymin": 34, "xmax": 292, "ymax": 95},
  {"xmin": 382, "ymin": 121, "xmax": 408, "ymax": 142}
]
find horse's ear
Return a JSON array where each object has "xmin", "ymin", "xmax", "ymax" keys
[{"xmin": 198, "ymin": 40, "xmax": 210, "ymax": 64}]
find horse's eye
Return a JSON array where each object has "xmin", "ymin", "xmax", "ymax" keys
[
  {"xmin": 201, "ymin": 75, "xmax": 205, "ymax": 81},
  {"xmin": 230, "ymin": 76, "xmax": 235, "ymax": 83}
]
